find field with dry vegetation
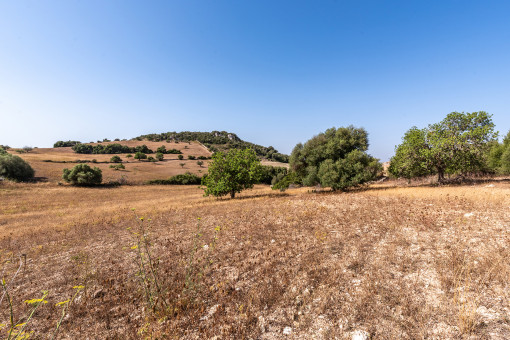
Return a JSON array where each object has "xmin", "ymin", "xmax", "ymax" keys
[{"xmin": 1, "ymin": 176, "xmax": 509, "ymax": 339}]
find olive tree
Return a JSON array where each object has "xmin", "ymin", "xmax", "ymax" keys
[
  {"xmin": 287, "ymin": 126, "xmax": 381, "ymax": 190},
  {"xmin": 202, "ymin": 148, "xmax": 262, "ymax": 198}
]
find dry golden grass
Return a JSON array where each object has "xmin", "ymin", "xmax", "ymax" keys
[
  {"xmin": 14, "ymin": 141, "xmax": 212, "ymax": 184},
  {"xmin": 14, "ymin": 141, "xmax": 289, "ymax": 184},
  {"xmin": 0, "ymin": 179, "xmax": 509, "ymax": 339}
]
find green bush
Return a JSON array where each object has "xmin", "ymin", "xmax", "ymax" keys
[
  {"xmin": 147, "ymin": 172, "xmax": 202, "ymax": 185},
  {"xmin": 0, "ymin": 153, "xmax": 35, "ymax": 181},
  {"xmin": 135, "ymin": 152, "xmax": 147, "ymax": 161},
  {"xmin": 110, "ymin": 163, "xmax": 125, "ymax": 170},
  {"xmin": 62, "ymin": 164, "xmax": 102, "ymax": 186},
  {"xmin": 155, "ymin": 152, "xmax": 164, "ymax": 161},
  {"xmin": 54, "ymin": 140, "xmax": 81, "ymax": 148},
  {"xmin": 110, "ymin": 155, "xmax": 122, "ymax": 163},
  {"xmin": 178, "ymin": 155, "xmax": 184, "ymax": 160},
  {"xmin": 188, "ymin": 155, "xmax": 196, "ymax": 160}
]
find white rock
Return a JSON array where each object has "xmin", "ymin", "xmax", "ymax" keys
[
  {"xmin": 202, "ymin": 244, "xmax": 209, "ymax": 251},
  {"xmin": 283, "ymin": 326, "xmax": 292, "ymax": 335},
  {"xmin": 485, "ymin": 184, "xmax": 495, "ymax": 188},
  {"xmin": 464, "ymin": 212, "xmax": 474, "ymax": 218},
  {"xmin": 352, "ymin": 330, "xmax": 369, "ymax": 340},
  {"xmin": 271, "ymin": 239, "xmax": 276, "ymax": 244}
]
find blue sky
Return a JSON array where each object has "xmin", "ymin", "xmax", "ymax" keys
[{"xmin": 1, "ymin": 1, "xmax": 509, "ymax": 161}]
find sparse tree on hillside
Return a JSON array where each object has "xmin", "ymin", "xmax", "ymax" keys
[
  {"xmin": 179, "ymin": 163, "xmax": 185, "ymax": 168},
  {"xmin": 62, "ymin": 164, "xmax": 102, "ymax": 186},
  {"xmin": 155, "ymin": 152, "xmax": 164, "ymax": 161},
  {"xmin": 178, "ymin": 154, "xmax": 184, "ymax": 160},
  {"xmin": 134, "ymin": 152, "xmax": 147, "ymax": 161},
  {"xmin": 110, "ymin": 155, "xmax": 122, "ymax": 163},
  {"xmin": 202, "ymin": 148, "xmax": 262, "ymax": 199},
  {"xmin": 197, "ymin": 160, "xmax": 204, "ymax": 167}
]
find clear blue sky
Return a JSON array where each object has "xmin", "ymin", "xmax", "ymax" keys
[{"xmin": 1, "ymin": 1, "xmax": 509, "ymax": 161}]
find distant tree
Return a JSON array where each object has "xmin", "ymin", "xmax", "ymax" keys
[
  {"xmin": 197, "ymin": 160, "xmax": 204, "ymax": 167},
  {"xmin": 126, "ymin": 154, "xmax": 133, "ymax": 159},
  {"xmin": 22, "ymin": 146, "xmax": 33, "ymax": 153},
  {"xmin": 110, "ymin": 163, "xmax": 125, "ymax": 170},
  {"xmin": 288, "ymin": 126, "xmax": 381, "ymax": 190},
  {"xmin": 54, "ymin": 141, "xmax": 81, "ymax": 148},
  {"xmin": 156, "ymin": 145, "xmax": 167, "ymax": 154},
  {"xmin": 155, "ymin": 152, "xmax": 164, "ymax": 161},
  {"xmin": 134, "ymin": 152, "xmax": 147, "ymax": 161},
  {"xmin": 148, "ymin": 156, "xmax": 156, "ymax": 162},
  {"xmin": 62, "ymin": 164, "xmax": 102, "ymax": 186},
  {"xmin": 390, "ymin": 111, "xmax": 497, "ymax": 182},
  {"xmin": 0, "ymin": 153, "xmax": 35, "ymax": 181},
  {"xmin": 110, "ymin": 155, "xmax": 122, "ymax": 163},
  {"xmin": 178, "ymin": 154, "xmax": 184, "ymax": 160},
  {"xmin": 179, "ymin": 163, "xmax": 185, "ymax": 168},
  {"xmin": 202, "ymin": 148, "xmax": 262, "ymax": 199}
]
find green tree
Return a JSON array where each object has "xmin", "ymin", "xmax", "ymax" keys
[
  {"xmin": 110, "ymin": 155, "xmax": 122, "ymax": 163},
  {"xmin": 0, "ymin": 153, "xmax": 35, "ymax": 181},
  {"xmin": 62, "ymin": 164, "xmax": 102, "ymax": 186},
  {"xmin": 288, "ymin": 126, "xmax": 381, "ymax": 190},
  {"xmin": 134, "ymin": 152, "xmax": 147, "ymax": 161},
  {"xmin": 390, "ymin": 111, "xmax": 497, "ymax": 182},
  {"xmin": 202, "ymin": 148, "xmax": 262, "ymax": 198},
  {"xmin": 196, "ymin": 160, "xmax": 204, "ymax": 167},
  {"xmin": 155, "ymin": 152, "xmax": 164, "ymax": 161},
  {"xmin": 178, "ymin": 154, "xmax": 184, "ymax": 160}
]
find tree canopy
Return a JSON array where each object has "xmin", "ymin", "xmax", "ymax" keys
[
  {"xmin": 287, "ymin": 126, "xmax": 381, "ymax": 190},
  {"xmin": 389, "ymin": 111, "xmax": 497, "ymax": 181},
  {"xmin": 62, "ymin": 164, "xmax": 102, "ymax": 186},
  {"xmin": 202, "ymin": 148, "xmax": 262, "ymax": 198},
  {"xmin": 0, "ymin": 153, "xmax": 35, "ymax": 181}
]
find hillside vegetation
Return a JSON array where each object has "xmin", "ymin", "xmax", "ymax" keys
[{"xmin": 135, "ymin": 131, "xmax": 289, "ymax": 163}]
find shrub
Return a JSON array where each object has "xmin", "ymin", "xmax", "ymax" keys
[
  {"xmin": 188, "ymin": 155, "xmax": 196, "ymax": 160},
  {"xmin": 148, "ymin": 156, "xmax": 156, "ymax": 162},
  {"xmin": 0, "ymin": 153, "xmax": 35, "ymax": 181},
  {"xmin": 126, "ymin": 154, "xmax": 133, "ymax": 158},
  {"xmin": 110, "ymin": 155, "xmax": 122, "ymax": 163},
  {"xmin": 178, "ymin": 155, "xmax": 184, "ymax": 160},
  {"xmin": 54, "ymin": 141, "xmax": 81, "ymax": 148},
  {"xmin": 147, "ymin": 172, "xmax": 202, "ymax": 185},
  {"xmin": 62, "ymin": 164, "xmax": 102, "ymax": 186},
  {"xmin": 110, "ymin": 163, "xmax": 125, "ymax": 170},
  {"xmin": 155, "ymin": 152, "xmax": 164, "ymax": 161}
]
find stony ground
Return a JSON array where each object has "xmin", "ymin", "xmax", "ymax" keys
[{"xmin": 1, "ymin": 180, "xmax": 509, "ymax": 339}]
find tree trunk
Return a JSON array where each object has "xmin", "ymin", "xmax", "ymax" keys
[
  {"xmin": 437, "ymin": 169, "xmax": 445, "ymax": 183},
  {"xmin": 230, "ymin": 190, "xmax": 235, "ymax": 199}
]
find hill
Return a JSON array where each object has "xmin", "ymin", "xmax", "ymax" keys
[{"xmin": 134, "ymin": 131, "xmax": 289, "ymax": 163}]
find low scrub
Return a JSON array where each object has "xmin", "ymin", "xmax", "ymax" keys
[{"xmin": 147, "ymin": 172, "xmax": 202, "ymax": 185}]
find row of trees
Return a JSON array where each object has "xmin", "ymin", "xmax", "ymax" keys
[{"xmin": 72, "ymin": 143, "xmax": 154, "ymax": 155}]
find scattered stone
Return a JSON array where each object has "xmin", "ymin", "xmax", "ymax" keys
[
  {"xmin": 352, "ymin": 329, "xmax": 369, "ymax": 340},
  {"xmin": 464, "ymin": 212, "xmax": 474, "ymax": 218},
  {"xmin": 200, "ymin": 304, "xmax": 220, "ymax": 321},
  {"xmin": 93, "ymin": 289, "xmax": 105, "ymax": 299},
  {"xmin": 283, "ymin": 326, "xmax": 292, "ymax": 335},
  {"xmin": 485, "ymin": 184, "xmax": 495, "ymax": 188}
]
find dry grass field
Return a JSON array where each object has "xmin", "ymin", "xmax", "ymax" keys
[
  {"xmin": 13, "ymin": 141, "xmax": 213, "ymax": 184},
  {"xmin": 1, "ymin": 177, "xmax": 509, "ymax": 339}
]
